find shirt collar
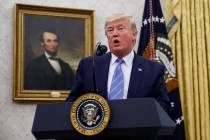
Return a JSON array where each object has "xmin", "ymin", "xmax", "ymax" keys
[
  {"xmin": 45, "ymin": 52, "xmax": 59, "ymax": 59},
  {"xmin": 45, "ymin": 52, "xmax": 51, "ymax": 59},
  {"xmin": 110, "ymin": 51, "xmax": 134, "ymax": 66}
]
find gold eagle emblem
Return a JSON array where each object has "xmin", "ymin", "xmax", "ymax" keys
[{"xmin": 82, "ymin": 104, "xmax": 100, "ymax": 126}]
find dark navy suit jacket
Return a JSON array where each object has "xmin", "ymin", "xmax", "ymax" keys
[{"xmin": 67, "ymin": 52, "xmax": 169, "ymax": 111}]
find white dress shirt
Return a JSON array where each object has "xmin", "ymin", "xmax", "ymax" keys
[
  {"xmin": 45, "ymin": 52, "xmax": 62, "ymax": 74},
  {"xmin": 107, "ymin": 51, "xmax": 134, "ymax": 99}
]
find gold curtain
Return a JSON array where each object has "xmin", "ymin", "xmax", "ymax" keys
[{"xmin": 164, "ymin": 0, "xmax": 210, "ymax": 139}]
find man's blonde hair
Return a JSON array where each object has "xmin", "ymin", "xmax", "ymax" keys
[{"xmin": 104, "ymin": 13, "xmax": 138, "ymax": 35}]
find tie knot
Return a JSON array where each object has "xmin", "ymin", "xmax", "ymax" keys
[
  {"xmin": 116, "ymin": 59, "xmax": 124, "ymax": 64},
  {"xmin": 49, "ymin": 57, "xmax": 59, "ymax": 61}
]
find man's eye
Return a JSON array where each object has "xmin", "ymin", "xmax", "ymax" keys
[
  {"xmin": 118, "ymin": 26, "xmax": 125, "ymax": 30},
  {"xmin": 107, "ymin": 28, "xmax": 113, "ymax": 32}
]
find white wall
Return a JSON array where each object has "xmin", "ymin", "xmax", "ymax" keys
[{"xmin": 0, "ymin": 0, "xmax": 144, "ymax": 139}]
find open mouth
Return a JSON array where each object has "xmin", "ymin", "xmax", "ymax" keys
[{"xmin": 113, "ymin": 39, "xmax": 119, "ymax": 44}]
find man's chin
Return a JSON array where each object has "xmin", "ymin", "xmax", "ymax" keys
[
  {"xmin": 47, "ymin": 51, "xmax": 57, "ymax": 56},
  {"xmin": 112, "ymin": 50, "xmax": 124, "ymax": 58},
  {"xmin": 112, "ymin": 47, "xmax": 122, "ymax": 52}
]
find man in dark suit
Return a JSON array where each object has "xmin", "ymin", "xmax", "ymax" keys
[
  {"xmin": 66, "ymin": 13, "xmax": 170, "ymax": 140},
  {"xmin": 66, "ymin": 13, "xmax": 169, "ymax": 111},
  {"xmin": 24, "ymin": 31, "xmax": 75, "ymax": 90}
]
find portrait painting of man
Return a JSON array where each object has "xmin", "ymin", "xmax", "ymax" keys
[
  {"xmin": 23, "ymin": 14, "xmax": 85, "ymax": 91},
  {"xmin": 13, "ymin": 4, "xmax": 95, "ymax": 100},
  {"xmin": 24, "ymin": 30, "xmax": 75, "ymax": 90}
]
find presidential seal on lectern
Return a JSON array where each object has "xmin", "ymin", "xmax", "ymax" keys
[{"xmin": 70, "ymin": 93, "xmax": 110, "ymax": 136}]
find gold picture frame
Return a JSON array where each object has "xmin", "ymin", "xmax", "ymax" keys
[{"xmin": 13, "ymin": 3, "xmax": 95, "ymax": 101}]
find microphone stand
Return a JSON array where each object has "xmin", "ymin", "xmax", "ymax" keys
[
  {"xmin": 92, "ymin": 42, "xmax": 107, "ymax": 94},
  {"xmin": 92, "ymin": 55, "xmax": 97, "ymax": 94},
  {"xmin": 92, "ymin": 42, "xmax": 101, "ymax": 94}
]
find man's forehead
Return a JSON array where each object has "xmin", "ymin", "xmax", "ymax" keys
[
  {"xmin": 106, "ymin": 18, "xmax": 129, "ymax": 27},
  {"xmin": 43, "ymin": 32, "xmax": 56, "ymax": 36},
  {"xmin": 43, "ymin": 32, "xmax": 57, "ymax": 38}
]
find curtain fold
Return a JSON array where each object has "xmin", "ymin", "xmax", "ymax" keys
[{"xmin": 170, "ymin": 0, "xmax": 210, "ymax": 139}]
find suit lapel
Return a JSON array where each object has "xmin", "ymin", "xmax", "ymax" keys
[
  {"xmin": 127, "ymin": 54, "xmax": 144, "ymax": 98},
  {"xmin": 95, "ymin": 53, "xmax": 111, "ymax": 99},
  {"xmin": 41, "ymin": 55, "xmax": 58, "ymax": 77}
]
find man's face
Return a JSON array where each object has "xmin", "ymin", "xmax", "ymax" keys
[
  {"xmin": 41, "ymin": 32, "xmax": 59, "ymax": 56},
  {"xmin": 106, "ymin": 18, "xmax": 137, "ymax": 58}
]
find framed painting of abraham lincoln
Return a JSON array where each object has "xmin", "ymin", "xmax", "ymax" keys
[{"xmin": 13, "ymin": 4, "xmax": 95, "ymax": 101}]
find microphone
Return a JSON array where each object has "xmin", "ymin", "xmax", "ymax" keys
[{"xmin": 95, "ymin": 42, "xmax": 107, "ymax": 56}]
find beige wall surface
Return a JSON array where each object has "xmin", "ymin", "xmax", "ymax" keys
[{"xmin": 0, "ymin": 0, "xmax": 144, "ymax": 140}]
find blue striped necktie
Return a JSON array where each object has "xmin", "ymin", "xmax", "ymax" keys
[{"xmin": 109, "ymin": 59, "xmax": 124, "ymax": 100}]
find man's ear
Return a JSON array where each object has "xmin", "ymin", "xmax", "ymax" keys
[
  {"xmin": 133, "ymin": 32, "xmax": 137, "ymax": 37},
  {"xmin": 40, "ymin": 42, "xmax": 44, "ymax": 47},
  {"xmin": 132, "ymin": 32, "xmax": 137, "ymax": 40},
  {"xmin": 131, "ymin": 32, "xmax": 137, "ymax": 45}
]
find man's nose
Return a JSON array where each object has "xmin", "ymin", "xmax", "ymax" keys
[
  {"xmin": 51, "ymin": 42, "xmax": 58, "ymax": 46},
  {"xmin": 112, "ymin": 29, "xmax": 119, "ymax": 37}
]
